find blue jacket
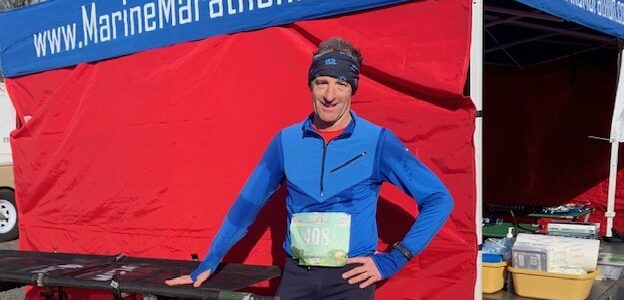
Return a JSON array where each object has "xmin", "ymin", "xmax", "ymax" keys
[{"xmin": 191, "ymin": 111, "xmax": 453, "ymax": 280}]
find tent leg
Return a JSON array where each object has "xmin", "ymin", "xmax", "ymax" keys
[
  {"xmin": 607, "ymin": 42, "xmax": 624, "ymax": 238},
  {"xmin": 471, "ymin": 0, "xmax": 484, "ymax": 298},
  {"xmin": 606, "ymin": 141, "xmax": 619, "ymax": 237}
]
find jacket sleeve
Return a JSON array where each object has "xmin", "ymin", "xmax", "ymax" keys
[
  {"xmin": 371, "ymin": 129, "xmax": 454, "ymax": 279},
  {"xmin": 191, "ymin": 133, "xmax": 285, "ymax": 281}
]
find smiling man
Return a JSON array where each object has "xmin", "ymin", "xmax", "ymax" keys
[{"xmin": 165, "ymin": 37, "xmax": 454, "ymax": 299}]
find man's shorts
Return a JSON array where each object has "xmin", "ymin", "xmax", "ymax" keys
[{"xmin": 275, "ymin": 257, "xmax": 375, "ymax": 300}]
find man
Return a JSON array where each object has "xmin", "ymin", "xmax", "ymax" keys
[{"xmin": 166, "ymin": 37, "xmax": 453, "ymax": 299}]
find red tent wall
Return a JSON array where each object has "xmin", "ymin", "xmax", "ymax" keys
[
  {"xmin": 6, "ymin": 1, "xmax": 476, "ymax": 299},
  {"xmin": 484, "ymin": 53, "xmax": 624, "ymax": 234}
]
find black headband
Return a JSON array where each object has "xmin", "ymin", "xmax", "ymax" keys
[{"xmin": 308, "ymin": 51, "xmax": 360, "ymax": 94}]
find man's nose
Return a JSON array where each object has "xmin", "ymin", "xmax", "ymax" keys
[{"xmin": 324, "ymin": 83, "xmax": 337, "ymax": 101}]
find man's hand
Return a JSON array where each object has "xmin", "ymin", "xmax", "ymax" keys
[
  {"xmin": 341, "ymin": 257, "xmax": 382, "ymax": 288},
  {"xmin": 165, "ymin": 270, "xmax": 211, "ymax": 287}
]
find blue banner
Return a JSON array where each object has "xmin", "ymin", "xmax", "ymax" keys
[
  {"xmin": 0, "ymin": 0, "xmax": 406, "ymax": 77},
  {"xmin": 516, "ymin": 0, "xmax": 624, "ymax": 39}
]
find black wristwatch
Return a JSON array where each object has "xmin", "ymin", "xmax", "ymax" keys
[{"xmin": 392, "ymin": 242, "xmax": 414, "ymax": 261}]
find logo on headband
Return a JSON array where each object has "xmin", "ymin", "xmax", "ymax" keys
[
  {"xmin": 325, "ymin": 58, "xmax": 337, "ymax": 65},
  {"xmin": 337, "ymin": 76, "xmax": 348, "ymax": 81}
]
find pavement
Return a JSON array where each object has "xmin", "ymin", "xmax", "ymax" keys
[{"xmin": 0, "ymin": 239, "xmax": 25, "ymax": 299}]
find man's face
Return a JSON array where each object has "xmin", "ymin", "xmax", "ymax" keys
[{"xmin": 311, "ymin": 76, "xmax": 352, "ymax": 129}]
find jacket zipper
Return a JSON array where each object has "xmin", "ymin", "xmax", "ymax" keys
[
  {"xmin": 329, "ymin": 152, "xmax": 367, "ymax": 173},
  {"xmin": 320, "ymin": 142, "xmax": 327, "ymax": 197}
]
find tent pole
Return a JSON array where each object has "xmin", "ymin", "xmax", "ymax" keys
[
  {"xmin": 470, "ymin": 0, "xmax": 483, "ymax": 297},
  {"xmin": 606, "ymin": 43, "xmax": 624, "ymax": 238},
  {"xmin": 606, "ymin": 141, "xmax": 618, "ymax": 237}
]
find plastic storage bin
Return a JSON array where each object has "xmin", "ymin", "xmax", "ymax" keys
[
  {"xmin": 482, "ymin": 261, "xmax": 507, "ymax": 293},
  {"xmin": 508, "ymin": 266, "xmax": 597, "ymax": 300}
]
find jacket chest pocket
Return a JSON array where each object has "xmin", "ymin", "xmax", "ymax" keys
[{"xmin": 330, "ymin": 152, "xmax": 367, "ymax": 173}]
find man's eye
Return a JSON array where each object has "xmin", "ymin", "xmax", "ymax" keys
[{"xmin": 337, "ymin": 82, "xmax": 348, "ymax": 87}]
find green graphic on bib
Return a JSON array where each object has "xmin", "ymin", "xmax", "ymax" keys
[{"xmin": 290, "ymin": 212, "xmax": 351, "ymax": 267}]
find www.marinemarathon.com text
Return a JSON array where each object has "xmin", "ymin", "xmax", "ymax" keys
[{"xmin": 33, "ymin": 0, "xmax": 302, "ymax": 58}]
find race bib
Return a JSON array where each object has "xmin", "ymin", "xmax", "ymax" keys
[{"xmin": 289, "ymin": 212, "xmax": 351, "ymax": 267}]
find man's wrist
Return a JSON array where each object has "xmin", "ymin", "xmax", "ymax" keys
[
  {"xmin": 190, "ymin": 257, "xmax": 217, "ymax": 281},
  {"xmin": 392, "ymin": 241, "xmax": 414, "ymax": 261},
  {"xmin": 371, "ymin": 249, "xmax": 410, "ymax": 279}
]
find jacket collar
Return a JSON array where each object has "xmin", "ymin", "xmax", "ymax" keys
[{"xmin": 302, "ymin": 111, "xmax": 357, "ymax": 139}]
